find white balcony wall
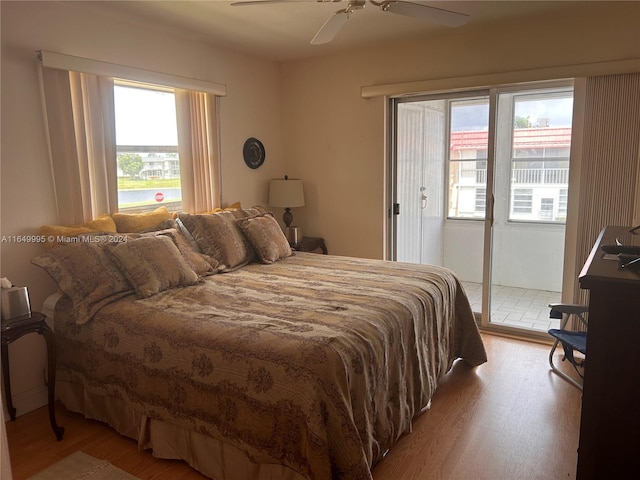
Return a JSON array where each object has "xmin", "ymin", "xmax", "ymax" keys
[
  {"xmin": 443, "ymin": 220, "xmax": 565, "ymax": 292},
  {"xmin": 442, "ymin": 221, "xmax": 484, "ymax": 283}
]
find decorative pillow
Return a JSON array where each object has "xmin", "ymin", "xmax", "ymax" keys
[
  {"xmin": 201, "ymin": 201, "xmax": 242, "ymax": 214},
  {"xmin": 31, "ymin": 242, "xmax": 133, "ymax": 324},
  {"xmin": 138, "ymin": 218, "xmax": 178, "ymax": 233},
  {"xmin": 108, "ymin": 235, "xmax": 200, "ymax": 298},
  {"xmin": 232, "ymin": 205, "xmax": 269, "ymax": 219},
  {"xmin": 175, "ymin": 217, "xmax": 201, "ymax": 252},
  {"xmin": 112, "ymin": 206, "xmax": 172, "ymax": 233},
  {"xmin": 142, "ymin": 227, "xmax": 218, "ymax": 276},
  {"xmin": 178, "ymin": 211, "xmax": 254, "ymax": 272},
  {"xmin": 237, "ymin": 213, "xmax": 292, "ymax": 264},
  {"xmin": 39, "ymin": 214, "xmax": 117, "ymax": 250}
]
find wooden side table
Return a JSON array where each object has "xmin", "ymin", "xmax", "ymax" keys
[
  {"xmin": 1, "ymin": 312, "xmax": 64, "ymax": 440},
  {"xmin": 296, "ymin": 237, "xmax": 328, "ymax": 254}
]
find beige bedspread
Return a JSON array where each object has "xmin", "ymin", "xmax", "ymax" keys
[{"xmin": 55, "ymin": 253, "xmax": 486, "ymax": 480}]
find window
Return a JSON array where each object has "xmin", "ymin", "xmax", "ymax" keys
[
  {"xmin": 114, "ymin": 81, "xmax": 181, "ymax": 211},
  {"xmin": 512, "ymin": 188, "xmax": 533, "ymax": 215},
  {"xmin": 475, "ymin": 187, "xmax": 486, "ymax": 213},
  {"xmin": 558, "ymin": 188, "xmax": 568, "ymax": 219},
  {"xmin": 445, "ymin": 87, "xmax": 572, "ymax": 223},
  {"xmin": 447, "ymin": 97, "xmax": 490, "ymax": 219},
  {"xmin": 540, "ymin": 197, "xmax": 554, "ymax": 221},
  {"xmin": 506, "ymin": 90, "xmax": 573, "ymax": 223}
]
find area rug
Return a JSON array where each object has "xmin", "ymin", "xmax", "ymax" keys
[{"xmin": 28, "ymin": 451, "xmax": 141, "ymax": 480}]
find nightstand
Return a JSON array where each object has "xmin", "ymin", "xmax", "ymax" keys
[
  {"xmin": 296, "ymin": 237, "xmax": 328, "ymax": 254},
  {"xmin": 1, "ymin": 312, "xmax": 64, "ymax": 440}
]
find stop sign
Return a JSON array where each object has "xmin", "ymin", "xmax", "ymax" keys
[{"xmin": 155, "ymin": 192, "xmax": 164, "ymax": 202}]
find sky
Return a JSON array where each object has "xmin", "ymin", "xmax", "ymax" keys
[
  {"xmin": 451, "ymin": 93, "xmax": 574, "ymax": 131},
  {"xmin": 114, "ymin": 85, "xmax": 178, "ymax": 146}
]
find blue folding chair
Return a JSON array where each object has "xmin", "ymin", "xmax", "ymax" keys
[{"xmin": 548, "ymin": 303, "xmax": 588, "ymax": 390}]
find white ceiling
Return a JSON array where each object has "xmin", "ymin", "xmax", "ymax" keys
[{"xmin": 81, "ymin": 1, "xmax": 580, "ymax": 62}]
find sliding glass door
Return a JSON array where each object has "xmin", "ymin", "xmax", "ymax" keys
[
  {"xmin": 488, "ymin": 88, "xmax": 573, "ymax": 331},
  {"xmin": 391, "ymin": 82, "xmax": 574, "ymax": 334}
]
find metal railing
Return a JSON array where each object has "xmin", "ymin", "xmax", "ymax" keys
[
  {"xmin": 456, "ymin": 167, "xmax": 568, "ymax": 185},
  {"xmin": 512, "ymin": 168, "xmax": 568, "ymax": 184}
]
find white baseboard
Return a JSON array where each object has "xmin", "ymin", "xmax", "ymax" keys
[{"xmin": 10, "ymin": 385, "xmax": 48, "ymax": 418}]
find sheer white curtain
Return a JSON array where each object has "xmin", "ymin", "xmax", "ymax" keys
[
  {"xmin": 40, "ymin": 67, "xmax": 117, "ymax": 224},
  {"xmin": 175, "ymin": 89, "xmax": 221, "ymax": 213},
  {"xmin": 572, "ymin": 72, "xmax": 640, "ymax": 306}
]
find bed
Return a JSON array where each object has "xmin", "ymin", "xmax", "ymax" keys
[{"xmin": 35, "ymin": 211, "xmax": 486, "ymax": 480}]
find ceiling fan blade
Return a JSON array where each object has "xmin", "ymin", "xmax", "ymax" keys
[
  {"xmin": 311, "ymin": 11, "xmax": 349, "ymax": 45},
  {"xmin": 381, "ymin": 1, "xmax": 469, "ymax": 27}
]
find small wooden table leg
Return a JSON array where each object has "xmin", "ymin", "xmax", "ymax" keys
[
  {"xmin": 1, "ymin": 313, "xmax": 64, "ymax": 440},
  {"xmin": 1, "ymin": 343, "xmax": 17, "ymax": 420},
  {"xmin": 38, "ymin": 324, "xmax": 65, "ymax": 441}
]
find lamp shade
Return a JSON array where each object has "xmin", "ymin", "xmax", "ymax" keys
[{"xmin": 268, "ymin": 179, "xmax": 305, "ymax": 208}]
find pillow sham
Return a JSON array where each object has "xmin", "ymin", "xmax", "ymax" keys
[
  {"xmin": 230, "ymin": 205, "xmax": 269, "ymax": 219},
  {"xmin": 175, "ymin": 217, "xmax": 202, "ymax": 253},
  {"xmin": 236, "ymin": 213, "xmax": 292, "ymax": 264},
  {"xmin": 112, "ymin": 206, "xmax": 172, "ymax": 233},
  {"xmin": 138, "ymin": 218, "xmax": 178, "ymax": 233},
  {"xmin": 32, "ymin": 242, "xmax": 133, "ymax": 324},
  {"xmin": 108, "ymin": 235, "xmax": 200, "ymax": 298},
  {"xmin": 39, "ymin": 214, "xmax": 117, "ymax": 250},
  {"xmin": 178, "ymin": 211, "xmax": 254, "ymax": 272},
  {"xmin": 142, "ymin": 227, "xmax": 218, "ymax": 276}
]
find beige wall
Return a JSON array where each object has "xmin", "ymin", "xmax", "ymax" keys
[
  {"xmin": 281, "ymin": 1, "xmax": 640, "ymax": 259},
  {"xmin": 1, "ymin": 1, "xmax": 284, "ymax": 415}
]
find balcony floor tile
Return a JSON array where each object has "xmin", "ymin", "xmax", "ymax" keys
[{"xmin": 461, "ymin": 281, "xmax": 561, "ymax": 332}]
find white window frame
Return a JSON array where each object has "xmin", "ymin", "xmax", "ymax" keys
[
  {"xmin": 114, "ymin": 80, "xmax": 182, "ymax": 212},
  {"xmin": 505, "ymin": 88, "xmax": 573, "ymax": 224}
]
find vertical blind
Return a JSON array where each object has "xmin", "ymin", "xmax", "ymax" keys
[{"xmin": 573, "ymin": 72, "xmax": 640, "ymax": 309}]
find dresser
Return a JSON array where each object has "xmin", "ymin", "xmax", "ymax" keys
[{"xmin": 577, "ymin": 226, "xmax": 640, "ymax": 479}]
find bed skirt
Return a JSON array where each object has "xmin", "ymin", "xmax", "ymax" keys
[{"xmin": 56, "ymin": 381, "xmax": 307, "ymax": 480}]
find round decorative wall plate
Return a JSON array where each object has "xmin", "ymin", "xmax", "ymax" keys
[{"xmin": 243, "ymin": 137, "xmax": 265, "ymax": 169}]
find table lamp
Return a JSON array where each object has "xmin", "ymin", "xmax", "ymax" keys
[{"xmin": 268, "ymin": 176, "xmax": 305, "ymax": 245}]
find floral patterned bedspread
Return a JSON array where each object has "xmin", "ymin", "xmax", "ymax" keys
[{"xmin": 55, "ymin": 253, "xmax": 487, "ymax": 480}]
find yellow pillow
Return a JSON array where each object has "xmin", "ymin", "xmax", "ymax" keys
[
  {"xmin": 200, "ymin": 202, "xmax": 242, "ymax": 215},
  {"xmin": 39, "ymin": 214, "xmax": 117, "ymax": 250},
  {"xmin": 112, "ymin": 206, "xmax": 172, "ymax": 233}
]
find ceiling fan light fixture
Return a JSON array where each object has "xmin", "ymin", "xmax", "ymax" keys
[
  {"xmin": 347, "ymin": 0, "xmax": 366, "ymax": 10},
  {"xmin": 376, "ymin": 1, "xmax": 469, "ymax": 27}
]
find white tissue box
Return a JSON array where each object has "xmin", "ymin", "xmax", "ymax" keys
[{"xmin": 1, "ymin": 286, "xmax": 31, "ymax": 320}]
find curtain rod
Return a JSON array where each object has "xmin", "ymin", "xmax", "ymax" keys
[
  {"xmin": 361, "ymin": 58, "xmax": 640, "ymax": 99},
  {"xmin": 37, "ymin": 50, "xmax": 227, "ymax": 97}
]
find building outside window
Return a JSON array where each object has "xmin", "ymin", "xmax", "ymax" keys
[{"xmin": 448, "ymin": 87, "xmax": 573, "ymax": 224}]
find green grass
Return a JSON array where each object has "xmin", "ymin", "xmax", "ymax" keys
[{"xmin": 118, "ymin": 178, "xmax": 180, "ymax": 190}]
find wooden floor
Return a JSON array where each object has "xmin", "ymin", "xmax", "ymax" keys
[{"xmin": 5, "ymin": 333, "xmax": 582, "ymax": 480}]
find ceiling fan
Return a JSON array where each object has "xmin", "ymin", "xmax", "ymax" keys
[{"xmin": 230, "ymin": 1, "xmax": 470, "ymax": 45}]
